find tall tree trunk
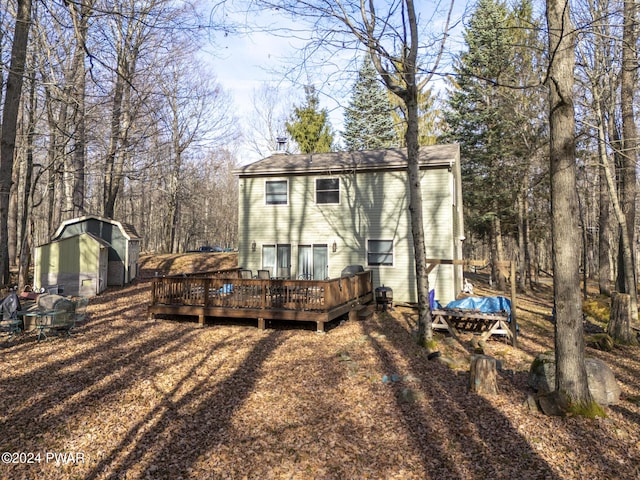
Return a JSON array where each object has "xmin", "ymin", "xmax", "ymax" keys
[
  {"xmin": 18, "ymin": 45, "xmax": 38, "ymax": 291},
  {"xmin": 8, "ymin": 160, "xmax": 19, "ymax": 268},
  {"xmin": 66, "ymin": 0, "xmax": 92, "ymax": 217},
  {"xmin": 103, "ymin": 70, "xmax": 125, "ymax": 219},
  {"xmin": 546, "ymin": 0, "xmax": 593, "ymax": 409},
  {"xmin": 0, "ymin": 0, "xmax": 32, "ymax": 285},
  {"xmin": 598, "ymin": 142, "xmax": 612, "ymax": 296},
  {"xmin": 615, "ymin": 0, "xmax": 638, "ymax": 322},
  {"xmin": 405, "ymin": 83, "xmax": 433, "ymax": 347},
  {"xmin": 517, "ymin": 187, "xmax": 529, "ymax": 292},
  {"xmin": 596, "ymin": 99, "xmax": 638, "ymax": 341},
  {"xmin": 491, "ymin": 215, "xmax": 507, "ymax": 291}
]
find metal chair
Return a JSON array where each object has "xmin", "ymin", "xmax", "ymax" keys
[
  {"xmin": 73, "ymin": 297, "xmax": 89, "ymax": 324},
  {"xmin": 0, "ymin": 291, "xmax": 22, "ymax": 339}
]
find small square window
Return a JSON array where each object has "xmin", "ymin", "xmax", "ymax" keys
[
  {"xmin": 367, "ymin": 239, "xmax": 394, "ymax": 266},
  {"xmin": 266, "ymin": 180, "xmax": 288, "ymax": 205},
  {"xmin": 316, "ymin": 178, "xmax": 340, "ymax": 204}
]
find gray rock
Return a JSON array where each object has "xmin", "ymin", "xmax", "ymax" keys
[
  {"xmin": 528, "ymin": 352, "xmax": 621, "ymax": 406},
  {"xmin": 524, "ymin": 394, "xmax": 540, "ymax": 413}
]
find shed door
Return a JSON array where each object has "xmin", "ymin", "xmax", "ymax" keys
[{"xmin": 99, "ymin": 248, "xmax": 108, "ymax": 293}]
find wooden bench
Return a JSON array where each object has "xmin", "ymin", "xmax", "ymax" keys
[{"xmin": 432, "ymin": 309, "xmax": 514, "ymax": 342}]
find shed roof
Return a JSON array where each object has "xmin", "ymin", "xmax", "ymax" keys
[
  {"xmin": 53, "ymin": 215, "xmax": 141, "ymax": 241},
  {"xmin": 234, "ymin": 144, "xmax": 460, "ymax": 177},
  {"xmin": 37, "ymin": 232, "xmax": 111, "ymax": 249}
]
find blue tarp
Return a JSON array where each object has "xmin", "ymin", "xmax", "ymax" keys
[{"xmin": 440, "ymin": 295, "xmax": 512, "ymax": 322}]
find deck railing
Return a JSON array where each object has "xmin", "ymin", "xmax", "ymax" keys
[{"xmin": 150, "ymin": 271, "xmax": 372, "ymax": 313}]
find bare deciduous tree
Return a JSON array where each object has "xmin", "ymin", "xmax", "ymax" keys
[
  {"xmin": 251, "ymin": 0, "xmax": 455, "ymax": 347},
  {"xmin": 0, "ymin": 0, "xmax": 32, "ymax": 286}
]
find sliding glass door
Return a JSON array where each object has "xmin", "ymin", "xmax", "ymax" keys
[
  {"xmin": 262, "ymin": 244, "xmax": 291, "ymax": 278},
  {"xmin": 298, "ymin": 244, "xmax": 328, "ymax": 280}
]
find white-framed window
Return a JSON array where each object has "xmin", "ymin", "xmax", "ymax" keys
[
  {"xmin": 265, "ymin": 180, "xmax": 288, "ymax": 205},
  {"xmin": 315, "ymin": 178, "xmax": 340, "ymax": 204},
  {"xmin": 367, "ymin": 239, "xmax": 394, "ymax": 267}
]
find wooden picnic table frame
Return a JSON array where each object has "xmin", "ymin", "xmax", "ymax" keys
[
  {"xmin": 426, "ymin": 258, "xmax": 518, "ymax": 347},
  {"xmin": 431, "ymin": 309, "xmax": 514, "ymax": 342}
]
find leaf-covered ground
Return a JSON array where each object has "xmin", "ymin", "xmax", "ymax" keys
[{"xmin": 1, "ymin": 254, "xmax": 639, "ymax": 479}]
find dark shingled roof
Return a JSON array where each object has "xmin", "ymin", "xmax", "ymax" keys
[
  {"xmin": 120, "ymin": 223, "xmax": 141, "ymax": 240},
  {"xmin": 234, "ymin": 145, "xmax": 460, "ymax": 177}
]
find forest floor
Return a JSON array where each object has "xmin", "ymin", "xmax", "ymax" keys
[{"xmin": 1, "ymin": 253, "xmax": 639, "ymax": 479}]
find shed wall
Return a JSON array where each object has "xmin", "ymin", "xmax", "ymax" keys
[{"xmin": 34, "ymin": 234, "xmax": 107, "ymax": 297}]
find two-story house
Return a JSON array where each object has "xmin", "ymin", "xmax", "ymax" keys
[{"xmin": 234, "ymin": 145, "xmax": 465, "ymax": 305}]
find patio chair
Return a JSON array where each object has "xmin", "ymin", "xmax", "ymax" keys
[
  {"xmin": 0, "ymin": 291, "xmax": 22, "ymax": 339},
  {"xmin": 257, "ymin": 270, "xmax": 271, "ymax": 279},
  {"xmin": 239, "ymin": 269, "xmax": 253, "ymax": 279}
]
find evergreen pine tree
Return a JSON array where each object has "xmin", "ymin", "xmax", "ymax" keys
[
  {"xmin": 343, "ymin": 57, "xmax": 396, "ymax": 151},
  {"xmin": 445, "ymin": 0, "xmax": 541, "ymax": 234},
  {"xmin": 285, "ymin": 86, "xmax": 334, "ymax": 153},
  {"xmin": 391, "ymin": 84, "xmax": 443, "ymax": 147},
  {"xmin": 443, "ymin": 0, "xmax": 544, "ymax": 287}
]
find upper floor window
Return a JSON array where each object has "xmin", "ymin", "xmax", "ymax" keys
[
  {"xmin": 316, "ymin": 178, "xmax": 340, "ymax": 204},
  {"xmin": 265, "ymin": 180, "xmax": 288, "ymax": 205},
  {"xmin": 367, "ymin": 239, "xmax": 394, "ymax": 267}
]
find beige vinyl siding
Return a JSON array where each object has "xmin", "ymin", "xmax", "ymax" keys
[{"xmin": 238, "ymin": 165, "xmax": 460, "ymax": 304}]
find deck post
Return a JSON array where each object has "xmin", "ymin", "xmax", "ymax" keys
[
  {"xmin": 317, "ymin": 321, "xmax": 325, "ymax": 333},
  {"xmin": 151, "ymin": 278, "xmax": 157, "ymax": 306},
  {"xmin": 198, "ymin": 314, "xmax": 205, "ymax": 327},
  {"xmin": 258, "ymin": 317, "xmax": 265, "ymax": 330}
]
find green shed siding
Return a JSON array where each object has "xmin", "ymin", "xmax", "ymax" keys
[
  {"xmin": 34, "ymin": 233, "xmax": 108, "ymax": 297},
  {"xmin": 237, "ymin": 145, "xmax": 464, "ymax": 304}
]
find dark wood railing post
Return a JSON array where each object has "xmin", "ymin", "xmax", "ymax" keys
[{"xmin": 150, "ymin": 278, "xmax": 157, "ymax": 306}]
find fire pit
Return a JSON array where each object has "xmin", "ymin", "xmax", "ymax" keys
[{"xmin": 375, "ymin": 285, "xmax": 393, "ymax": 311}]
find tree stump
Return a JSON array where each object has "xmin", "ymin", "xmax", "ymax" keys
[
  {"xmin": 608, "ymin": 293, "xmax": 638, "ymax": 345},
  {"xmin": 469, "ymin": 354, "xmax": 498, "ymax": 395}
]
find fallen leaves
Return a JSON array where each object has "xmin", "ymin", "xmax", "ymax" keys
[{"xmin": 0, "ymin": 267, "xmax": 639, "ymax": 479}]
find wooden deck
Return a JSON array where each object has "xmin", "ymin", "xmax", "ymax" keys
[{"xmin": 148, "ymin": 271, "xmax": 373, "ymax": 332}]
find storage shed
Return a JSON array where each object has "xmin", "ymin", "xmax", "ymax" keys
[
  {"xmin": 52, "ymin": 215, "xmax": 141, "ymax": 287},
  {"xmin": 34, "ymin": 232, "xmax": 110, "ymax": 297}
]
